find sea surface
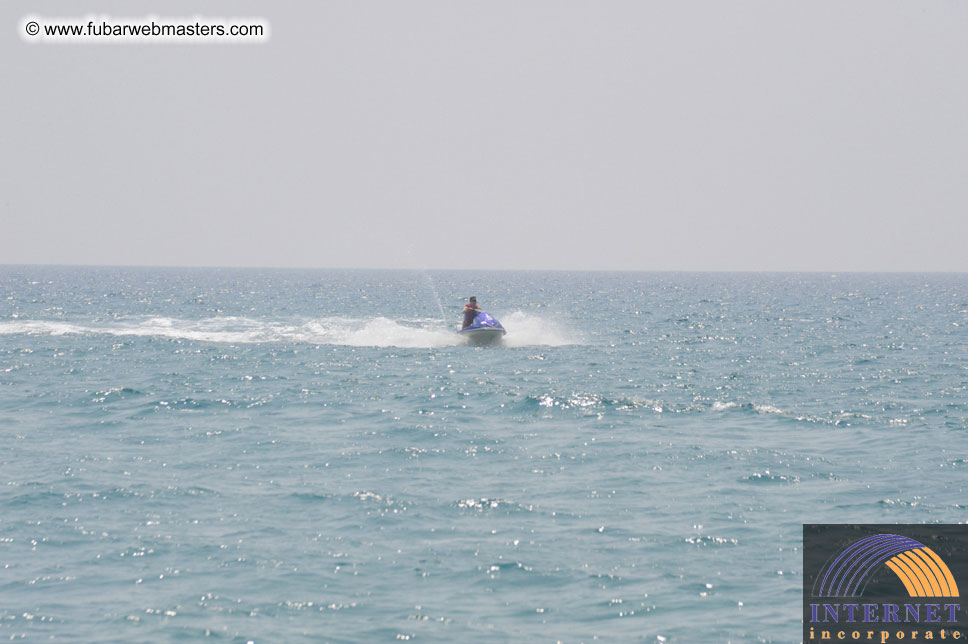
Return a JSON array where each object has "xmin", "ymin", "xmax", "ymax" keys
[{"xmin": 1, "ymin": 267, "xmax": 966, "ymax": 643}]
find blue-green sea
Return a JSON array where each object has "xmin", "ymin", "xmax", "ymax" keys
[{"xmin": 2, "ymin": 267, "xmax": 966, "ymax": 643}]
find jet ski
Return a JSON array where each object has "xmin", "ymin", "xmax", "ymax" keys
[{"xmin": 459, "ymin": 311, "xmax": 506, "ymax": 345}]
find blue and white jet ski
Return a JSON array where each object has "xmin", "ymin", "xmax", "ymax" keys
[{"xmin": 459, "ymin": 311, "xmax": 507, "ymax": 345}]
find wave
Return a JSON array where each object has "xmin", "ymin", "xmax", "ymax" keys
[
  {"xmin": 500, "ymin": 311, "xmax": 576, "ymax": 347},
  {"xmin": 0, "ymin": 312, "xmax": 575, "ymax": 349}
]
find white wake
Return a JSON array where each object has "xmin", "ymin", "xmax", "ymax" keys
[{"xmin": 0, "ymin": 311, "xmax": 578, "ymax": 348}]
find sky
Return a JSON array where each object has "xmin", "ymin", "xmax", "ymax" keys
[{"xmin": 3, "ymin": 1, "xmax": 967, "ymax": 271}]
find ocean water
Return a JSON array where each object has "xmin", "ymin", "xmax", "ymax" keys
[{"xmin": 1, "ymin": 267, "xmax": 966, "ymax": 643}]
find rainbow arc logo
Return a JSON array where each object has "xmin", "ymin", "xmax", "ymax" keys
[{"xmin": 814, "ymin": 533, "xmax": 960, "ymax": 598}]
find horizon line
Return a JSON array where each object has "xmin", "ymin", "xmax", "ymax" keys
[{"xmin": 1, "ymin": 263, "xmax": 967, "ymax": 275}]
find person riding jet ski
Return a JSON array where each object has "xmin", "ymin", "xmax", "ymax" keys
[
  {"xmin": 462, "ymin": 296, "xmax": 481, "ymax": 329},
  {"xmin": 458, "ymin": 296, "xmax": 506, "ymax": 344}
]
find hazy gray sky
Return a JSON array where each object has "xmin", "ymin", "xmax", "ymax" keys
[{"xmin": 3, "ymin": 1, "xmax": 967, "ymax": 271}]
